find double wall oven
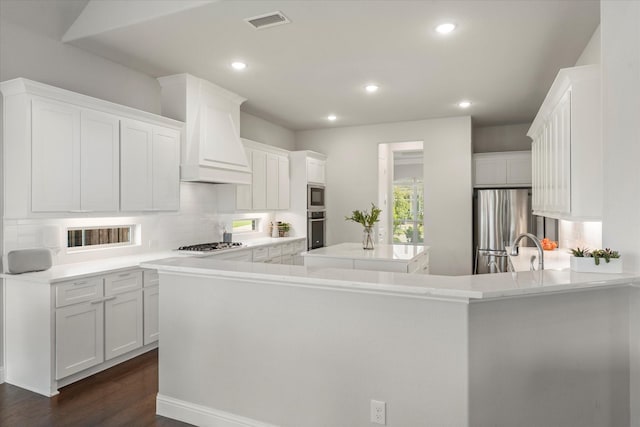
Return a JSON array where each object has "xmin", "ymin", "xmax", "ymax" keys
[{"xmin": 307, "ymin": 185, "xmax": 326, "ymax": 250}]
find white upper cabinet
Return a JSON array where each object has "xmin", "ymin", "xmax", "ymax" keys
[
  {"xmin": 218, "ymin": 139, "xmax": 291, "ymax": 212},
  {"xmin": 31, "ymin": 99, "xmax": 120, "ymax": 213},
  {"xmin": 0, "ymin": 78, "xmax": 183, "ymax": 218},
  {"xmin": 278, "ymin": 156, "xmax": 290, "ymax": 210},
  {"xmin": 473, "ymin": 151, "xmax": 531, "ymax": 187},
  {"xmin": 151, "ymin": 126, "xmax": 181, "ymax": 211},
  {"xmin": 121, "ymin": 119, "xmax": 180, "ymax": 211},
  {"xmin": 307, "ymin": 157, "xmax": 326, "ymax": 184},
  {"xmin": 80, "ymin": 109, "xmax": 120, "ymax": 212},
  {"xmin": 251, "ymin": 149, "xmax": 267, "ymax": 210},
  {"xmin": 31, "ymin": 98, "xmax": 81, "ymax": 212},
  {"xmin": 528, "ymin": 65, "xmax": 601, "ymax": 220},
  {"xmin": 158, "ymin": 73, "xmax": 251, "ymax": 184},
  {"xmin": 120, "ymin": 119, "xmax": 153, "ymax": 211}
]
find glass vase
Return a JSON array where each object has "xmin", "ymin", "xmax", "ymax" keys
[{"xmin": 362, "ymin": 226, "xmax": 375, "ymax": 250}]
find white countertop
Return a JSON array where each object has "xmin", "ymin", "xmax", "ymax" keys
[
  {"xmin": 302, "ymin": 242, "xmax": 427, "ymax": 262},
  {"xmin": 0, "ymin": 237, "xmax": 305, "ymax": 284},
  {"xmin": 140, "ymin": 256, "xmax": 639, "ymax": 301}
]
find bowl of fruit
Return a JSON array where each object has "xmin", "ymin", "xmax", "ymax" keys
[{"xmin": 541, "ymin": 237, "xmax": 558, "ymax": 251}]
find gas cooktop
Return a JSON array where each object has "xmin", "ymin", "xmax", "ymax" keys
[{"xmin": 177, "ymin": 242, "xmax": 244, "ymax": 253}]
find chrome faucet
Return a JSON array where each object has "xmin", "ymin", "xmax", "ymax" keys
[{"xmin": 510, "ymin": 233, "xmax": 544, "ymax": 271}]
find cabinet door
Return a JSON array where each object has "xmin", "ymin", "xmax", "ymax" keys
[
  {"xmin": 307, "ymin": 158, "xmax": 326, "ymax": 184},
  {"xmin": 81, "ymin": 109, "xmax": 120, "ymax": 211},
  {"xmin": 252, "ymin": 150, "xmax": 267, "ymax": 210},
  {"xmin": 105, "ymin": 289, "xmax": 143, "ymax": 360},
  {"xmin": 235, "ymin": 147, "xmax": 253, "ymax": 210},
  {"xmin": 120, "ymin": 119, "xmax": 153, "ymax": 211},
  {"xmin": 143, "ymin": 286, "xmax": 160, "ymax": 345},
  {"xmin": 56, "ymin": 301, "xmax": 104, "ymax": 379},
  {"xmin": 31, "ymin": 98, "xmax": 81, "ymax": 212},
  {"xmin": 474, "ymin": 156, "xmax": 507, "ymax": 186},
  {"xmin": 152, "ymin": 126, "xmax": 180, "ymax": 210},
  {"xmin": 506, "ymin": 153, "xmax": 532, "ymax": 185},
  {"xmin": 266, "ymin": 154, "xmax": 279, "ymax": 210},
  {"xmin": 278, "ymin": 156, "xmax": 290, "ymax": 209},
  {"xmin": 556, "ymin": 91, "xmax": 571, "ymax": 214}
]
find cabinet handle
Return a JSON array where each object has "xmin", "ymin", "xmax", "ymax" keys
[
  {"xmin": 118, "ymin": 272, "xmax": 132, "ymax": 278},
  {"xmin": 90, "ymin": 296, "xmax": 117, "ymax": 304},
  {"xmin": 73, "ymin": 281, "xmax": 87, "ymax": 286},
  {"xmin": 68, "ymin": 210, "xmax": 93, "ymax": 213}
]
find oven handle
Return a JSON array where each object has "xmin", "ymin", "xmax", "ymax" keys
[{"xmin": 308, "ymin": 218, "xmax": 326, "ymax": 222}]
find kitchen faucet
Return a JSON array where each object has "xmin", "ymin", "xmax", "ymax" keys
[{"xmin": 510, "ymin": 233, "xmax": 544, "ymax": 271}]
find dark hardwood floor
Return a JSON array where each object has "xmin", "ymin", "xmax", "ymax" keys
[{"xmin": 0, "ymin": 349, "xmax": 193, "ymax": 427}]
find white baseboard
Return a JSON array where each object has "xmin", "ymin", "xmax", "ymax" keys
[
  {"xmin": 156, "ymin": 394, "xmax": 278, "ymax": 427},
  {"xmin": 0, "ymin": 367, "xmax": 4, "ymax": 384}
]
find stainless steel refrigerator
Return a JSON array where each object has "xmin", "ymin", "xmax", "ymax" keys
[{"xmin": 473, "ymin": 189, "xmax": 532, "ymax": 274}]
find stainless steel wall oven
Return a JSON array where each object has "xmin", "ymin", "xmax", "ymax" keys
[{"xmin": 307, "ymin": 210, "xmax": 326, "ymax": 250}]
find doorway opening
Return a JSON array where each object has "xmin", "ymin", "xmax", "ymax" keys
[{"xmin": 378, "ymin": 141, "xmax": 424, "ymax": 245}]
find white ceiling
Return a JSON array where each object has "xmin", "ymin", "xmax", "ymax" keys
[{"xmin": 1, "ymin": 0, "xmax": 599, "ymax": 131}]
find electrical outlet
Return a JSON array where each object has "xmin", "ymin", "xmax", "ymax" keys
[{"xmin": 370, "ymin": 400, "xmax": 386, "ymax": 425}]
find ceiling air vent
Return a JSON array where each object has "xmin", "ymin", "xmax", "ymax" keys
[{"xmin": 245, "ymin": 11, "xmax": 290, "ymax": 30}]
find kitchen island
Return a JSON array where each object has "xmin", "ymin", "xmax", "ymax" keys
[
  {"xmin": 302, "ymin": 242, "xmax": 429, "ymax": 273},
  {"xmin": 141, "ymin": 256, "xmax": 639, "ymax": 427}
]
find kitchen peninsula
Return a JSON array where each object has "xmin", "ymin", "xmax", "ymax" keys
[
  {"xmin": 302, "ymin": 242, "xmax": 429, "ymax": 274},
  {"xmin": 141, "ymin": 257, "xmax": 639, "ymax": 427}
]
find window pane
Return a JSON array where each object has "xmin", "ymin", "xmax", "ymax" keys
[
  {"xmin": 392, "ymin": 177, "xmax": 424, "ymax": 244},
  {"xmin": 232, "ymin": 219, "xmax": 257, "ymax": 233},
  {"xmin": 67, "ymin": 226, "xmax": 133, "ymax": 249}
]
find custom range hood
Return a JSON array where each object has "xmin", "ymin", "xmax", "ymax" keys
[{"xmin": 158, "ymin": 73, "xmax": 251, "ymax": 184}]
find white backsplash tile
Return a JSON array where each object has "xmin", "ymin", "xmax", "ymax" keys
[
  {"xmin": 2, "ymin": 182, "xmax": 279, "ymax": 266},
  {"xmin": 559, "ymin": 220, "xmax": 602, "ymax": 250}
]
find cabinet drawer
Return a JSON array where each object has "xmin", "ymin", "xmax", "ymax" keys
[
  {"xmin": 143, "ymin": 269, "xmax": 159, "ymax": 287},
  {"xmin": 281, "ymin": 243, "xmax": 295, "ymax": 255},
  {"xmin": 294, "ymin": 240, "xmax": 306, "ymax": 253},
  {"xmin": 253, "ymin": 247, "xmax": 269, "ymax": 262},
  {"xmin": 105, "ymin": 270, "xmax": 143, "ymax": 296},
  {"xmin": 56, "ymin": 277, "xmax": 104, "ymax": 308},
  {"xmin": 268, "ymin": 245, "xmax": 283, "ymax": 258}
]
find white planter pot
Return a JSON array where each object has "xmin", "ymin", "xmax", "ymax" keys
[{"xmin": 570, "ymin": 256, "xmax": 623, "ymax": 273}]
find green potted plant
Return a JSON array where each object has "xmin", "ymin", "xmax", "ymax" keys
[
  {"xmin": 569, "ymin": 247, "xmax": 622, "ymax": 273},
  {"xmin": 277, "ymin": 222, "xmax": 291, "ymax": 237},
  {"xmin": 345, "ymin": 203, "xmax": 382, "ymax": 250}
]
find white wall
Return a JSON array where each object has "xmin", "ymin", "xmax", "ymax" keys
[
  {"xmin": 601, "ymin": 2, "xmax": 640, "ymax": 424},
  {"xmin": 472, "ymin": 123, "xmax": 532, "ymax": 153},
  {"xmin": 575, "ymin": 25, "xmax": 601, "ymax": 67},
  {"xmin": 0, "ymin": 19, "xmax": 161, "ymax": 114},
  {"xmin": 296, "ymin": 116, "xmax": 472, "ymax": 275},
  {"xmin": 240, "ymin": 111, "xmax": 295, "ymax": 151}
]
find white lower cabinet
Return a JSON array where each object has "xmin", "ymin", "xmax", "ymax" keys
[
  {"xmin": 143, "ymin": 269, "xmax": 160, "ymax": 345},
  {"xmin": 105, "ymin": 289, "xmax": 143, "ymax": 360},
  {"xmin": 55, "ymin": 300, "xmax": 105, "ymax": 379},
  {"xmin": 55, "ymin": 269, "xmax": 146, "ymax": 381}
]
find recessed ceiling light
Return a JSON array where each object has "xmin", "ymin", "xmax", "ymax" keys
[
  {"xmin": 365, "ymin": 84, "xmax": 379, "ymax": 93},
  {"xmin": 458, "ymin": 100, "xmax": 472, "ymax": 108},
  {"xmin": 327, "ymin": 114, "xmax": 337, "ymax": 121},
  {"xmin": 231, "ymin": 61, "xmax": 247, "ymax": 70},
  {"xmin": 436, "ymin": 23, "xmax": 456, "ymax": 34}
]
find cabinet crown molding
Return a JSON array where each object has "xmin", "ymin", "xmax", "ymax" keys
[
  {"xmin": 528, "ymin": 65, "xmax": 600, "ymax": 138},
  {"xmin": 0, "ymin": 78, "xmax": 183, "ymax": 130}
]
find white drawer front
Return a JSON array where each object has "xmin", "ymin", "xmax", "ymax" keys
[
  {"xmin": 56, "ymin": 277, "xmax": 104, "ymax": 308},
  {"xmin": 105, "ymin": 270, "xmax": 143, "ymax": 296},
  {"xmin": 253, "ymin": 247, "xmax": 269, "ymax": 262},
  {"xmin": 282, "ymin": 243, "xmax": 295, "ymax": 255},
  {"xmin": 143, "ymin": 269, "xmax": 159, "ymax": 287},
  {"xmin": 268, "ymin": 245, "xmax": 283, "ymax": 258},
  {"xmin": 294, "ymin": 240, "xmax": 306, "ymax": 253}
]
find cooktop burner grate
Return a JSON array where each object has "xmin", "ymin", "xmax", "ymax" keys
[{"xmin": 177, "ymin": 242, "xmax": 243, "ymax": 252}]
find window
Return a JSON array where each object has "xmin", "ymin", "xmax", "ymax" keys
[
  {"xmin": 68, "ymin": 226, "xmax": 134, "ymax": 249},
  {"xmin": 232, "ymin": 219, "xmax": 259, "ymax": 233},
  {"xmin": 393, "ymin": 178, "xmax": 424, "ymax": 244}
]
